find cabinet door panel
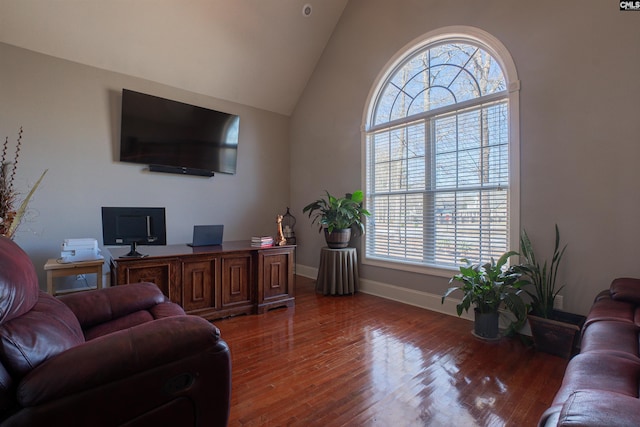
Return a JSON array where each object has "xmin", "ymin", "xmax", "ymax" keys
[
  {"xmin": 260, "ymin": 251, "xmax": 292, "ymax": 300},
  {"xmin": 182, "ymin": 259, "xmax": 216, "ymax": 312},
  {"xmin": 221, "ymin": 255, "xmax": 251, "ymax": 307},
  {"xmin": 124, "ymin": 263, "xmax": 173, "ymax": 300},
  {"xmin": 263, "ymin": 254, "xmax": 289, "ymax": 299},
  {"xmin": 257, "ymin": 248, "xmax": 295, "ymax": 314}
]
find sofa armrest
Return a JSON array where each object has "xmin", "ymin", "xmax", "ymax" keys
[
  {"xmin": 16, "ymin": 315, "xmax": 220, "ymax": 406},
  {"xmin": 556, "ymin": 390, "xmax": 640, "ymax": 426},
  {"xmin": 58, "ymin": 282, "xmax": 177, "ymax": 328},
  {"xmin": 610, "ymin": 277, "xmax": 640, "ymax": 304}
]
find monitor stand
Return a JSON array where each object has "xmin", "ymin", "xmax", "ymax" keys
[{"xmin": 121, "ymin": 241, "xmax": 148, "ymax": 258}]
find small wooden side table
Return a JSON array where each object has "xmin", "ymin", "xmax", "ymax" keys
[
  {"xmin": 316, "ymin": 247, "xmax": 359, "ymax": 295},
  {"xmin": 44, "ymin": 258, "xmax": 104, "ymax": 296}
]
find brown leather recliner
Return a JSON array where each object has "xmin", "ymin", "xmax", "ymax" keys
[{"xmin": 0, "ymin": 236, "xmax": 231, "ymax": 426}]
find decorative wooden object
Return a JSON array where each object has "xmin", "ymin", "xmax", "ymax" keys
[{"xmin": 275, "ymin": 214, "xmax": 287, "ymax": 246}]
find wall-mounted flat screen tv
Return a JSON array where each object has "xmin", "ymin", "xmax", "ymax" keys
[{"xmin": 119, "ymin": 89, "xmax": 240, "ymax": 177}]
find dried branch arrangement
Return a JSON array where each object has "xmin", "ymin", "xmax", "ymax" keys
[{"xmin": 0, "ymin": 128, "xmax": 47, "ymax": 239}]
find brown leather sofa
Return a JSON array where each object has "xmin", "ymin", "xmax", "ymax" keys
[
  {"xmin": 0, "ymin": 236, "xmax": 231, "ymax": 426},
  {"xmin": 539, "ymin": 277, "xmax": 640, "ymax": 426}
]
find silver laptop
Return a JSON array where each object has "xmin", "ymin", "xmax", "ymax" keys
[{"xmin": 188, "ymin": 225, "xmax": 224, "ymax": 247}]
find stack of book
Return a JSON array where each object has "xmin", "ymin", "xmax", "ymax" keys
[{"xmin": 251, "ymin": 236, "xmax": 274, "ymax": 247}]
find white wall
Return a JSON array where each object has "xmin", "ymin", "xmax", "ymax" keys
[
  {"xmin": 290, "ymin": 0, "xmax": 640, "ymax": 316},
  {"xmin": 3, "ymin": 1, "xmax": 640, "ymax": 317},
  {"xmin": 0, "ymin": 42, "xmax": 290, "ymax": 288}
]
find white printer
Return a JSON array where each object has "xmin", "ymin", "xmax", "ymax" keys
[{"xmin": 60, "ymin": 238, "xmax": 103, "ymax": 263}]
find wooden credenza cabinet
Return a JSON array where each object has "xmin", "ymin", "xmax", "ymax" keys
[{"xmin": 108, "ymin": 241, "xmax": 295, "ymax": 320}]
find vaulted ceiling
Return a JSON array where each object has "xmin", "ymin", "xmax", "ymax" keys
[{"xmin": 0, "ymin": 0, "xmax": 349, "ymax": 116}]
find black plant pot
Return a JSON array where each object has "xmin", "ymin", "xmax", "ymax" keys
[
  {"xmin": 324, "ymin": 228, "xmax": 351, "ymax": 249},
  {"xmin": 474, "ymin": 309, "xmax": 499, "ymax": 340}
]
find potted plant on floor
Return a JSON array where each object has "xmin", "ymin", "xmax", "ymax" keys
[
  {"xmin": 442, "ymin": 251, "xmax": 527, "ymax": 340},
  {"xmin": 518, "ymin": 225, "xmax": 586, "ymax": 358},
  {"xmin": 303, "ymin": 190, "xmax": 370, "ymax": 249}
]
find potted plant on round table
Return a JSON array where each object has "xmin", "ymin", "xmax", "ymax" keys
[
  {"xmin": 302, "ymin": 190, "xmax": 370, "ymax": 248},
  {"xmin": 442, "ymin": 251, "xmax": 527, "ymax": 340},
  {"xmin": 518, "ymin": 225, "xmax": 585, "ymax": 358}
]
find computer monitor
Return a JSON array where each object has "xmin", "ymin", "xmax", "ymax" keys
[{"xmin": 101, "ymin": 207, "xmax": 166, "ymax": 257}]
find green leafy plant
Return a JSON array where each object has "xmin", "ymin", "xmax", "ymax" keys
[
  {"xmin": 442, "ymin": 251, "xmax": 527, "ymax": 333},
  {"xmin": 518, "ymin": 225, "xmax": 566, "ymax": 319},
  {"xmin": 302, "ymin": 190, "xmax": 370, "ymax": 234}
]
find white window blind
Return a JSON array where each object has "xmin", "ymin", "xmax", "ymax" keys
[{"xmin": 365, "ymin": 42, "xmax": 511, "ymax": 269}]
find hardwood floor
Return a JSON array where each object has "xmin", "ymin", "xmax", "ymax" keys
[{"xmin": 215, "ymin": 276, "xmax": 568, "ymax": 427}]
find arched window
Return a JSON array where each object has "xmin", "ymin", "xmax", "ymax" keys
[{"xmin": 363, "ymin": 28, "xmax": 519, "ymax": 274}]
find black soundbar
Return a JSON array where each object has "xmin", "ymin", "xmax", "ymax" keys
[{"xmin": 148, "ymin": 164, "xmax": 215, "ymax": 177}]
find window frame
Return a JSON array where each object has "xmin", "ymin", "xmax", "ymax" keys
[{"xmin": 361, "ymin": 26, "xmax": 520, "ymax": 278}]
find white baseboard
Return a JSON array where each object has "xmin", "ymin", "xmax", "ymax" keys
[
  {"xmin": 295, "ymin": 262, "xmax": 532, "ymax": 335},
  {"xmin": 358, "ymin": 276, "xmax": 474, "ymax": 322},
  {"xmin": 295, "ymin": 263, "xmax": 472, "ymax": 321},
  {"xmin": 295, "ymin": 264, "xmax": 318, "ymax": 280}
]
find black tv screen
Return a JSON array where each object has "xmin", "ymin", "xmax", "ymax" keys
[{"xmin": 119, "ymin": 89, "xmax": 240, "ymax": 176}]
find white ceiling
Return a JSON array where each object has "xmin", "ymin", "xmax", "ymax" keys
[{"xmin": 0, "ymin": 0, "xmax": 348, "ymax": 116}]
